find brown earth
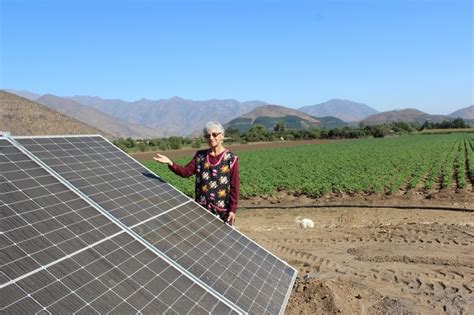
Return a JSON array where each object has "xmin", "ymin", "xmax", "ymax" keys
[{"xmin": 236, "ymin": 192, "xmax": 474, "ymax": 315}]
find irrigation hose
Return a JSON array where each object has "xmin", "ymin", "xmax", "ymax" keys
[{"xmin": 239, "ymin": 204, "xmax": 474, "ymax": 212}]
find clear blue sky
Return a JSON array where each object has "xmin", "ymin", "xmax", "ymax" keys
[{"xmin": 1, "ymin": 0, "xmax": 472, "ymax": 115}]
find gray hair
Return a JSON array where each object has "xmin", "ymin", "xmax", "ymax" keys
[{"xmin": 203, "ymin": 121, "xmax": 225, "ymax": 135}]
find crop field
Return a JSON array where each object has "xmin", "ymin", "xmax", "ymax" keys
[
  {"xmin": 143, "ymin": 133, "xmax": 474, "ymax": 199},
  {"xmin": 142, "ymin": 133, "xmax": 474, "ymax": 313}
]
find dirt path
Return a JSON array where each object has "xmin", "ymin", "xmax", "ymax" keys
[{"xmin": 236, "ymin": 203, "xmax": 474, "ymax": 314}]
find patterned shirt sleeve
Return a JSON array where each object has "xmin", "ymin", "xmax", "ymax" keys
[{"xmin": 168, "ymin": 154, "xmax": 196, "ymax": 178}]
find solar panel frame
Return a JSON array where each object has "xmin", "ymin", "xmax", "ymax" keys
[
  {"xmin": 1, "ymin": 136, "xmax": 242, "ymax": 314},
  {"xmin": 12, "ymin": 134, "xmax": 297, "ymax": 314}
]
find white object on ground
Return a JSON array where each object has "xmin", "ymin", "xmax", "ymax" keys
[{"xmin": 295, "ymin": 216, "xmax": 314, "ymax": 229}]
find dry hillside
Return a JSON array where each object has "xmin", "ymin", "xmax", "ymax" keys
[
  {"xmin": 362, "ymin": 108, "xmax": 448, "ymax": 125},
  {"xmin": 298, "ymin": 99, "xmax": 378, "ymax": 122},
  {"xmin": 241, "ymin": 105, "xmax": 320, "ymax": 123},
  {"xmin": 449, "ymin": 105, "xmax": 474, "ymax": 119},
  {"xmin": 0, "ymin": 90, "xmax": 111, "ymax": 137}
]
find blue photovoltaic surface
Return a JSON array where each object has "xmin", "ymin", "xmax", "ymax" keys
[
  {"xmin": 10, "ymin": 135, "xmax": 297, "ymax": 314},
  {"xmin": 0, "ymin": 137, "xmax": 238, "ymax": 314}
]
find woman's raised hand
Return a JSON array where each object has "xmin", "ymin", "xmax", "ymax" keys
[{"xmin": 153, "ymin": 153, "xmax": 173, "ymax": 166}]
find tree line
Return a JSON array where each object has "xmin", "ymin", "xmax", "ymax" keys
[{"xmin": 113, "ymin": 118, "xmax": 471, "ymax": 153}]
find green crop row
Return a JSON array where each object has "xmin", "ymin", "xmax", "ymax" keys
[{"xmin": 143, "ymin": 133, "xmax": 474, "ymax": 199}]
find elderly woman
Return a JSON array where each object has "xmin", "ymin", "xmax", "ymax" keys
[{"xmin": 153, "ymin": 121, "xmax": 239, "ymax": 225}]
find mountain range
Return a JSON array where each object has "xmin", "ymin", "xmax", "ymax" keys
[
  {"xmin": 65, "ymin": 96, "xmax": 267, "ymax": 137},
  {"xmin": 3, "ymin": 89, "xmax": 473, "ymax": 138},
  {"xmin": 36, "ymin": 94, "xmax": 164, "ymax": 138}
]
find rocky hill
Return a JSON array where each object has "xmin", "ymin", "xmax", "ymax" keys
[
  {"xmin": 226, "ymin": 105, "xmax": 347, "ymax": 131},
  {"xmin": 4, "ymin": 89, "xmax": 41, "ymax": 101},
  {"xmin": 360, "ymin": 108, "xmax": 449, "ymax": 125},
  {"xmin": 0, "ymin": 90, "xmax": 110, "ymax": 137},
  {"xmin": 449, "ymin": 105, "xmax": 474, "ymax": 119},
  {"xmin": 240, "ymin": 105, "xmax": 319, "ymax": 122}
]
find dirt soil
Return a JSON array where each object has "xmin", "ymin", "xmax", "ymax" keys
[{"xmin": 236, "ymin": 192, "xmax": 474, "ymax": 315}]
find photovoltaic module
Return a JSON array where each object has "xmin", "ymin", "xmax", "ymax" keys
[{"xmin": 1, "ymin": 135, "xmax": 297, "ymax": 314}]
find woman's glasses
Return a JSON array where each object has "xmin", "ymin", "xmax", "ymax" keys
[{"xmin": 204, "ymin": 132, "xmax": 221, "ymax": 139}]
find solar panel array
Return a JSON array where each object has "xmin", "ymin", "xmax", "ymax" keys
[
  {"xmin": 1, "ymin": 135, "xmax": 297, "ymax": 314},
  {"xmin": 0, "ymin": 138, "xmax": 237, "ymax": 314}
]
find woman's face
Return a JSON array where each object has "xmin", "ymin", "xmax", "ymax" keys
[{"xmin": 205, "ymin": 129, "xmax": 223, "ymax": 148}]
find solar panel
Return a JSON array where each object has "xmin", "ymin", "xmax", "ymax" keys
[
  {"xmin": 0, "ymin": 137, "xmax": 239, "ymax": 314},
  {"xmin": 5, "ymin": 135, "xmax": 297, "ymax": 314}
]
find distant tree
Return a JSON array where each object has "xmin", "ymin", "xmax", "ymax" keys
[
  {"xmin": 244, "ymin": 125, "xmax": 268, "ymax": 142},
  {"xmin": 452, "ymin": 117, "xmax": 468, "ymax": 128},
  {"xmin": 420, "ymin": 121, "xmax": 432, "ymax": 130},
  {"xmin": 168, "ymin": 136, "xmax": 183, "ymax": 150},
  {"xmin": 373, "ymin": 126, "xmax": 389, "ymax": 138},
  {"xmin": 158, "ymin": 141, "xmax": 168, "ymax": 151},
  {"xmin": 307, "ymin": 127, "xmax": 321, "ymax": 139},
  {"xmin": 225, "ymin": 127, "xmax": 240, "ymax": 137},
  {"xmin": 421, "ymin": 118, "xmax": 468, "ymax": 130},
  {"xmin": 365, "ymin": 125, "xmax": 389, "ymax": 138},
  {"xmin": 291, "ymin": 129, "xmax": 309, "ymax": 140},
  {"xmin": 137, "ymin": 142, "xmax": 147, "ymax": 152},
  {"xmin": 148, "ymin": 138, "xmax": 159, "ymax": 147},
  {"xmin": 320, "ymin": 129, "xmax": 329, "ymax": 139},
  {"xmin": 274, "ymin": 121, "xmax": 286, "ymax": 132},
  {"xmin": 225, "ymin": 127, "xmax": 241, "ymax": 143},
  {"xmin": 191, "ymin": 138, "xmax": 202, "ymax": 148},
  {"xmin": 391, "ymin": 121, "xmax": 413, "ymax": 133},
  {"xmin": 125, "ymin": 137, "xmax": 136, "ymax": 148}
]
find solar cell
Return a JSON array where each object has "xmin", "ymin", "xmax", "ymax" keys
[
  {"xmin": 16, "ymin": 135, "xmax": 297, "ymax": 314},
  {"xmin": 0, "ymin": 138, "xmax": 239, "ymax": 314}
]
